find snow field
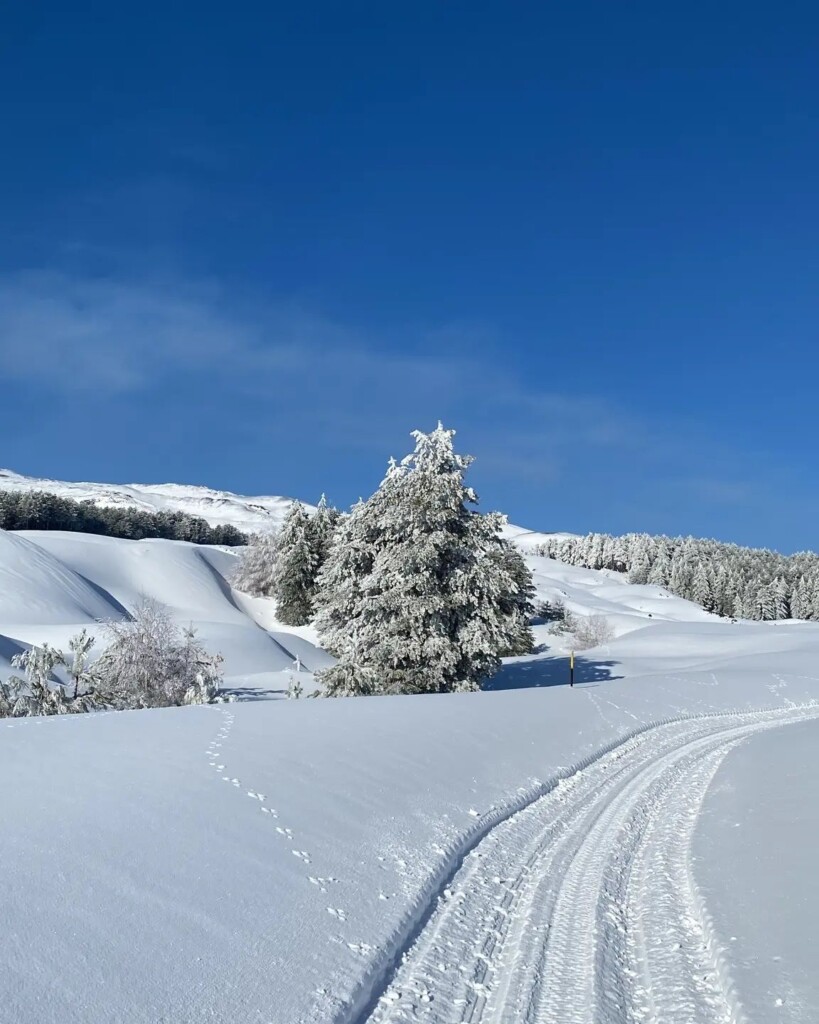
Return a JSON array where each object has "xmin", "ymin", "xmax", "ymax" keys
[{"xmin": 2, "ymin": 482, "xmax": 819, "ymax": 1021}]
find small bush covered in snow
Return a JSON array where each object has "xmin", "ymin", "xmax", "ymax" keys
[
  {"xmin": 571, "ymin": 614, "xmax": 615, "ymax": 651},
  {"xmin": 95, "ymin": 600, "xmax": 224, "ymax": 709},
  {"xmin": 0, "ymin": 601, "xmax": 226, "ymax": 718}
]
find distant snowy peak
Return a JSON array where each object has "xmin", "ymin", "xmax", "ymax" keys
[
  {"xmin": 0, "ymin": 469, "xmax": 306, "ymax": 533},
  {"xmin": 0, "ymin": 468, "xmax": 573, "ymax": 544}
]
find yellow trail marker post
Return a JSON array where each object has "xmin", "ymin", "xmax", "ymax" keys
[{"xmin": 570, "ymin": 650, "xmax": 575, "ymax": 687}]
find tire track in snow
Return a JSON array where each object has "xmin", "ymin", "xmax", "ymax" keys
[{"xmin": 345, "ymin": 705, "xmax": 819, "ymax": 1024}]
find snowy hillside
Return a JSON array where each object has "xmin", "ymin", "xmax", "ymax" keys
[
  {"xmin": 3, "ymin": 478, "xmax": 819, "ymax": 1022},
  {"xmin": 0, "ymin": 530, "xmax": 333, "ymax": 692}
]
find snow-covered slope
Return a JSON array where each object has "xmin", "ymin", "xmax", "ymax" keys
[{"xmin": 0, "ymin": 530, "xmax": 333, "ymax": 689}]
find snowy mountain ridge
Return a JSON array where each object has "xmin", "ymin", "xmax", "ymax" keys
[
  {"xmin": 0, "ymin": 467, "xmax": 574, "ymax": 547},
  {"xmin": 0, "ymin": 468, "xmax": 307, "ymax": 534}
]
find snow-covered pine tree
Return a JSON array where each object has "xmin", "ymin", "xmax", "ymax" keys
[
  {"xmin": 67, "ymin": 628, "xmax": 96, "ymax": 699},
  {"xmin": 628, "ymin": 543, "xmax": 650, "ymax": 584},
  {"xmin": 315, "ymin": 424, "xmax": 531, "ymax": 696},
  {"xmin": 232, "ymin": 530, "xmax": 278, "ymax": 596},
  {"xmin": 791, "ymin": 575, "xmax": 809, "ymax": 620},
  {"xmin": 692, "ymin": 563, "xmax": 714, "ymax": 611},
  {"xmin": 647, "ymin": 542, "xmax": 671, "ymax": 587},
  {"xmin": 772, "ymin": 577, "xmax": 790, "ymax": 620},
  {"xmin": 304, "ymin": 494, "xmax": 341, "ymax": 604},
  {"xmin": 492, "ymin": 543, "xmax": 536, "ymax": 657},
  {"xmin": 270, "ymin": 501, "xmax": 317, "ymax": 626},
  {"xmin": 308, "ymin": 495, "xmax": 340, "ymax": 563}
]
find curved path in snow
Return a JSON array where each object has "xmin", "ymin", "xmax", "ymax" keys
[{"xmin": 357, "ymin": 706, "xmax": 819, "ymax": 1024}]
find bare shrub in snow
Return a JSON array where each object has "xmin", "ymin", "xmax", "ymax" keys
[
  {"xmin": 572, "ymin": 614, "xmax": 615, "ymax": 650},
  {"xmin": 94, "ymin": 600, "xmax": 224, "ymax": 709}
]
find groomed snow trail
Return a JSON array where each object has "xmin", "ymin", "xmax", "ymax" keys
[{"xmin": 360, "ymin": 706, "xmax": 819, "ymax": 1024}]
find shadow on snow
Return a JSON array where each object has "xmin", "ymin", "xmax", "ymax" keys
[{"xmin": 487, "ymin": 653, "xmax": 623, "ymax": 691}]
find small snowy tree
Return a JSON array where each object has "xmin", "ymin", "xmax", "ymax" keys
[
  {"xmin": 692, "ymin": 563, "xmax": 714, "ymax": 611},
  {"xmin": 271, "ymin": 501, "xmax": 317, "ymax": 625},
  {"xmin": 0, "ymin": 639, "xmax": 104, "ymax": 717},
  {"xmin": 307, "ymin": 495, "xmax": 341, "ymax": 567},
  {"xmin": 66, "ymin": 628, "xmax": 96, "ymax": 699}
]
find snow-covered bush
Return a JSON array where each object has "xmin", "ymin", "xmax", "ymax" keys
[
  {"xmin": 546, "ymin": 603, "xmax": 579, "ymax": 636},
  {"xmin": 535, "ymin": 598, "xmax": 565, "ymax": 622},
  {"xmin": 94, "ymin": 600, "xmax": 224, "ymax": 709},
  {"xmin": 0, "ymin": 606, "xmax": 225, "ymax": 719},
  {"xmin": 572, "ymin": 614, "xmax": 614, "ymax": 651},
  {"xmin": 66, "ymin": 628, "xmax": 96, "ymax": 699}
]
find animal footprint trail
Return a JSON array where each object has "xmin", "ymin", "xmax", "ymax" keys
[{"xmin": 204, "ymin": 708, "xmax": 332, "ymax": 913}]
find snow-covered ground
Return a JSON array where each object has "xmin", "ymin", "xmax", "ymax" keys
[
  {"xmin": 695, "ymin": 718, "xmax": 819, "ymax": 1024},
  {"xmin": 1, "ymin": 474, "xmax": 818, "ymax": 1022}
]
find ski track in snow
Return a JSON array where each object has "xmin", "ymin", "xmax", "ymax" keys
[{"xmin": 338, "ymin": 705, "xmax": 819, "ymax": 1024}]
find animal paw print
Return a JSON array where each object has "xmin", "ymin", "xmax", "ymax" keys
[
  {"xmin": 309, "ymin": 875, "xmax": 339, "ymax": 893},
  {"xmin": 347, "ymin": 941, "xmax": 374, "ymax": 956}
]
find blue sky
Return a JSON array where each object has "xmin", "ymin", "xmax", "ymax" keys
[{"xmin": 1, "ymin": 2, "xmax": 818, "ymax": 550}]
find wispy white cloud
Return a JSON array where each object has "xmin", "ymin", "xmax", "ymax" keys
[
  {"xmin": 0, "ymin": 271, "xmax": 252, "ymax": 390},
  {"xmin": 0, "ymin": 268, "xmax": 760, "ymax": 510}
]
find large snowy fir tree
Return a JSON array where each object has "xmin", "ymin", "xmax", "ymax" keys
[{"xmin": 314, "ymin": 423, "xmax": 535, "ymax": 696}]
